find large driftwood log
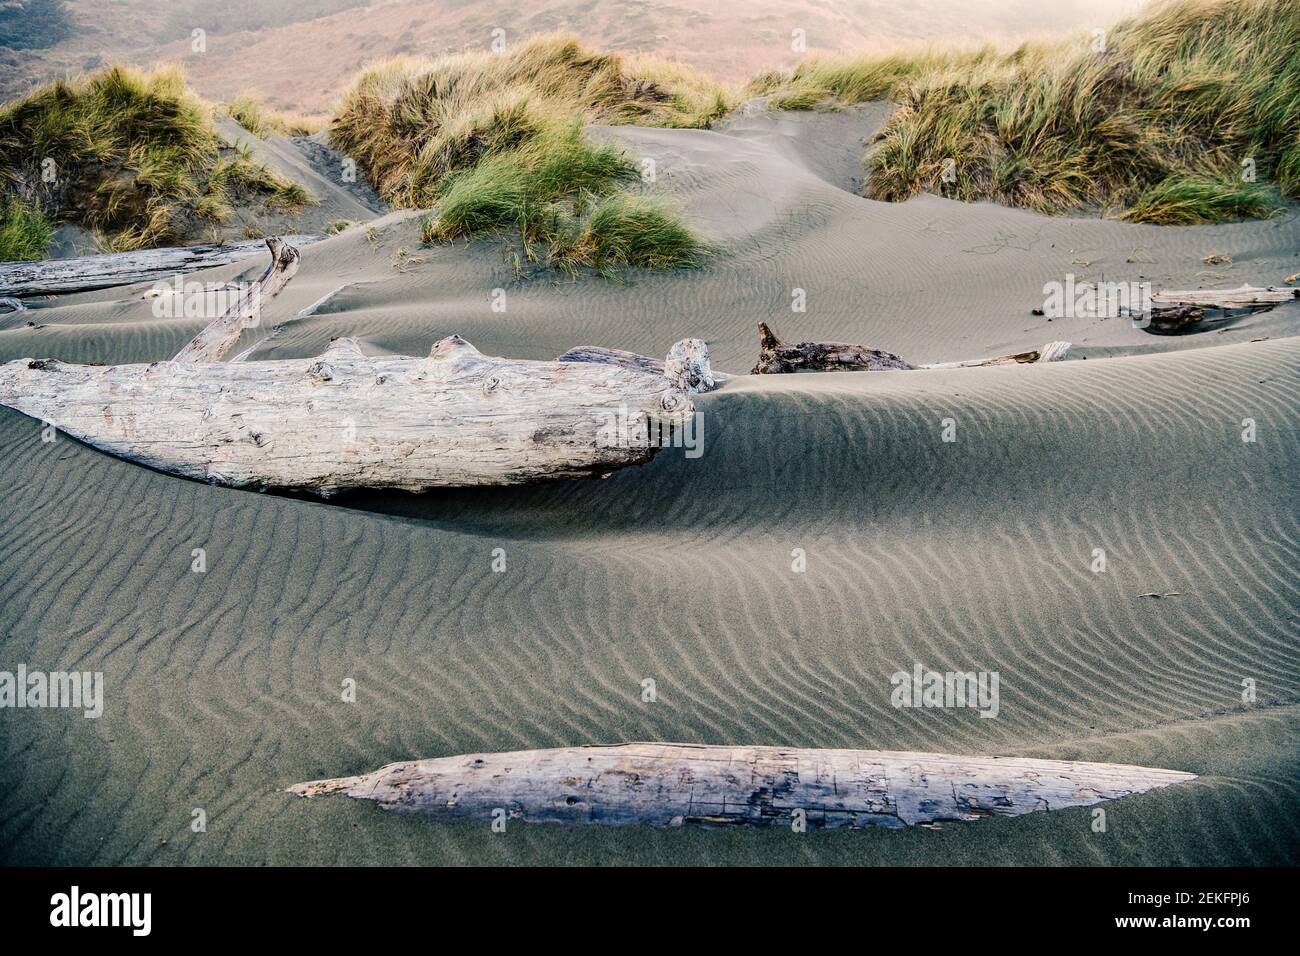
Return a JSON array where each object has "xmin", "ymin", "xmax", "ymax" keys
[
  {"xmin": 288, "ymin": 743, "xmax": 1196, "ymax": 829},
  {"xmin": 752, "ymin": 322, "xmax": 1070, "ymax": 373},
  {"xmin": 0, "ymin": 235, "xmax": 323, "ymax": 297},
  {"xmin": 0, "ymin": 238, "xmax": 706, "ymax": 493},
  {"xmin": 0, "ymin": 336, "xmax": 699, "ymax": 494}
]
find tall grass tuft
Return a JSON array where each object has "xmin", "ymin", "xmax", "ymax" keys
[
  {"xmin": 333, "ymin": 35, "xmax": 725, "ymax": 272},
  {"xmin": 750, "ymin": 0, "xmax": 1297, "ymax": 223},
  {"xmin": 0, "ymin": 195, "xmax": 55, "ymax": 261},
  {"xmin": 0, "ymin": 65, "xmax": 312, "ymax": 252}
]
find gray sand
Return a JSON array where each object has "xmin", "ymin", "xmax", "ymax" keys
[{"xmin": 1, "ymin": 108, "xmax": 1296, "ymax": 865}]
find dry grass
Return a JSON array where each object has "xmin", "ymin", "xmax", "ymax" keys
[
  {"xmin": 0, "ymin": 64, "xmax": 314, "ymax": 252},
  {"xmin": 226, "ymin": 92, "xmax": 326, "ymax": 138},
  {"xmin": 332, "ymin": 35, "xmax": 727, "ymax": 272},
  {"xmin": 749, "ymin": 0, "xmax": 1297, "ymax": 223}
]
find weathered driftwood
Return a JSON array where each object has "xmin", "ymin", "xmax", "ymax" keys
[
  {"xmin": 1142, "ymin": 285, "xmax": 1300, "ymax": 335},
  {"xmin": 0, "ymin": 296, "xmax": 24, "ymax": 314},
  {"xmin": 920, "ymin": 340, "xmax": 1072, "ymax": 368},
  {"xmin": 1151, "ymin": 284, "xmax": 1299, "ymax": 309},
  {"xmin": 0, "ymin": 336, "xmax": 699, "ymax": 494},
  {"xmin": 559, "ymin": 340, "xmax": 724, "ymax": 393},
  {"xmin": 0, "ymin": 235, "xmax": 323, "ymax": 297},
  {"xmin": 752, "ymin": 322, "xmax": 1070, "ymax": 373},
  {"xmin": 754, "ymin": 321, "xmax": 913, "ymax": 373},
  {"xmin": 171, "ymin": 237, "xmax": 301, "ymax": 363},
  {"xmin": 288, "ymin": 742, "xmax": 1196, "ymax": 829},
  {"xmin": 0, "ymin": 238, "xmax": 706, "ymax": 492},
  {"xmin": 1145, "ymin": 306, "xmax": 1206, "ymax": 335}
]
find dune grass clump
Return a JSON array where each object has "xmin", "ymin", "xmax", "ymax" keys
[
  {"xmin": 333, "ymin": 35, "xmax": 727, "ymax": 272},
  {"xmin": 226, "ymin": 92, "xmax": 325, "ymax": 138},
  {"xmin": 560, "ymin": 193, "xmax": 708, "ymax": 274},
  {"xmin": 749, "ymin": 0, "xmax": 1297, "ymax": 223},
  {"xmin": 0, "ymin": 194, "xmax": 55, "ymax": 261},
  {"xmin": 0, "ymin": 65, "xmax": 313, "ymax": 252}
]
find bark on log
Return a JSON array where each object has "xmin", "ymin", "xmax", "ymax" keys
[
  {"xmin": 0, "ymin": 235, "xmax": 323, "ymax": 297},
  {"xmin": 0, "ymin": 335, "xmax": 698, "ymax": 494},
  {"xmin": 753, "ymin": 321, "xmax": 914, "ymax": 373},
  {"xmin": 171, "ymin": 237, "xmax": 301, "ymax": 364},
  {"xmin": 752, "ymin": 322, "xmax": 1069, "ymax": 373},
  {"xmin": 288, "ymin": 743, "xmax": 1196, "ymax": 829}
]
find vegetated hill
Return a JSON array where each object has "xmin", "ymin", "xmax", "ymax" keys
[
  {"xmin": 332, "ymin": 35, "xmax": 726, "ymax": 273},
  {"xmin": 0, "ymin": 65, "xmax": 318, "ymax": 260},
  {"xmin": 1, "ymin": 0, "xmax": 1146, "ymax": 112},
  {"xmin": 751, "ymin": 0, "xmax": 1299, "ymax": 222}
]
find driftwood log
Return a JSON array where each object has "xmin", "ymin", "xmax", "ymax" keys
[
  {"xmin": 752, "ymin": 322, "xmax": 1069, "ymax": 373},
  {"xmin": 0, "ymin": 337, "xmax": 703, "ymax": 494},
  {"xmin": 1144, "ymin": 284, "xmax": 1300, "ymax": 335},
  {"xmin": 0, "ymin": 238, "xmax": 708, "ymax": 493},
  {"xmin": 289, "ymin": 743, "xmax": 1196, "ymax": 829},
  {"xmin": 559, "ymin": 341, "xmax": 724, "ymax": 393},
  {"xmin": 171, "ymin": 237, "xmax": 301, "ymax": 363},
  {"xmin": 1152, "ymin": 284, "xmax": 1299, "ymax": 309},
  {"xmin": 0, "ymin": 235, "xmax": 323, "ymax": 297}
]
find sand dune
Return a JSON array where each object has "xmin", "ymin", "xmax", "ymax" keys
[{"xmin": 0, "ymin": 108, "xmax": 1296, "ymax": 864}]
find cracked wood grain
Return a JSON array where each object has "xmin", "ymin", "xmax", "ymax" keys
[{"xmin": 288, "ymin": 743, "xmax": 1196, "ymax": 829}]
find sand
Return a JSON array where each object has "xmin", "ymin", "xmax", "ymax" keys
[{"xmin": 0, "ymin": 107, "xmax": 1297, "ymax": 865}]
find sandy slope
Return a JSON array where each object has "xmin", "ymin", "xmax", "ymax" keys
[{"xmin": 0, "ymin": 108, "xmax": 1296, "ymax": 865}]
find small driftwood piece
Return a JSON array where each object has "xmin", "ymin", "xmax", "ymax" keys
[
  {"xmin": 0, "ymin": 240, "xmax": 703, "ymax": 493},
  {"xmin": 1151, "ymin": 285, "xmax": 1299, "ymax": 309},
  {"xmin": 752, "ymin": 322, "xmax": 1069, "ymax": 373},
  {"xmin": 288, "ymin": 742, "xmax": 1196, "ymax": 829},
  {"xmin": 0, "ymin": 235, "xmax": 323, "ymax": 297},
  {"xmin": 171, "ymin": 237, "xmax": 300, "ymax": 363},
  {"xmin": 1143, "ymin": 284, "xmax": 1299, "ymax": 335}
]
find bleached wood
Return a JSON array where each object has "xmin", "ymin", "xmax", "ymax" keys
[
  {"xmin": 288, "ymin": 742, "xmax": 1196, "ymax": 829},
  {"xmin": 0, "ymin": 235, "xmax": 323, "ymax": 297},
  {"xmin": 171, "ymin": 237, "xmax": 301, "ymax": 363},
  {"xmin": 559, "ymin": 338, "xmax": 724, "ymax": 392},
  {"xmin": 1152, "ymin": 284, "xmax": 1298, "ymax": 308},
  {"xmin": 920, "ymin": 340, "xmax": 1071, "ymax": 368},
  {"xmin": 0, "ymin": 334, "xmax": 697, "ymax": 494}
]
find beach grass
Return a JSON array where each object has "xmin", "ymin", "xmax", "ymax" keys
[
  {"xmin": 747, "ymin": 0, "xmax": 1297, "ymax": 223},
  {"xmin": 333, "ymin": 35, "xmax": 726, "ymax": 272},
  {"xmin": 0, "ymin": 194, "xmax": 55, "ymax": 261},
  {"xmin": 226, "ymin": 92, "xmax": 326, "ymax": 138},
  {"xmin": 0, "ymin": 65, "xmax": 313, "ymax": 251}
]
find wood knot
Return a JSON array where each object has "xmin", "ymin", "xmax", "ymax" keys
[{"xmin": 306, "ymin": 361, "xmax": 335, "ymax": 382}]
